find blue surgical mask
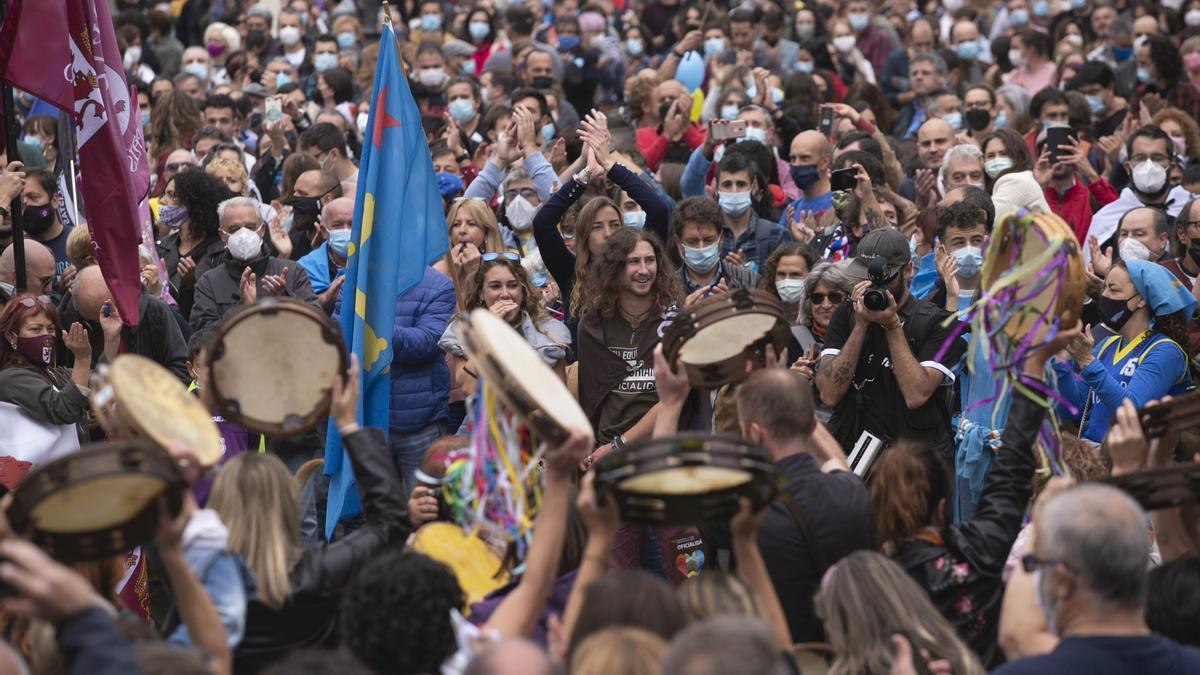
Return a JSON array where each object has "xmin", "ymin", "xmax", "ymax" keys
[
  {"xmin": 448, "ymin": 98, "xmax": 476, "ymax": 124},
  {"xmin": 956, "ymin": 41, "xmax": 980, "ymax": 61},
  {"xmin": 704, "ymin": 37, "xmax": 726, "ymax": 59},
  {"xmin": 421, "ymin": 14, "xmax": 442, "ymax": 32},
  {"xmin": 848, "ymin": 12, "xmax": 870, "ymax": 32},
  {"xmin": 1137, "ymin": 67, "xmax": 1153, "ymax": 84},
  {"xmin": 743, "ymin": 126, "xmax": 767, "ymax": 144},
  {"xmin": 1111, "ymin": 45, "xmax": 1133, "ymax": 62},
  {"xmin": 626, "ymin": 38, "xmax": 644, "ymax": 56},
  {"xmin": 540, "ymin": 122, "xmax": 556, "ymax": 142},
  {"xmin": 1042, "ymin": 120, "xmax": 1069, "ymax": 131},
  {"xmin": 994, "ymin": 110, "xmax": 1009, "ymax": 129},
  {"xmin": 141, "ymin": 110, "xmax": 151, "ymax": 127},
  {"xmin": 1009, "ymin": 9, "xmax": 1029, "ymax": 26},
  {"xmin": 720, "ymin": 104, "xmax": 739, "ymax": 120},
  {"xmin": 337, "ymin": 32, "xmax": 356, "ymax": 49},
  {"xmin": 942, "ymin": 112, "xmax": 964, "ymax": 133},
  {"xmin": 682, "ymin": 242, "xmax": 720, "ymax": 273},
  {"xmin": 1086, "ymin": 94, "xmax": 1106, "ymax": 116},
  {"xmin": 275, "ymin": 72, "xmax": 292, "ymax": 88},
  {"xmin": 183, "ymin": 62, "xmax": 209, "ymax": 82},
  {"xmin": 775, "ymin": 278, "xmax": 805, "ymax": 303},
  {"xmin": 314, "ymin": 52, "xmax": 338, "ymax": 72},
  {"xmin": 469, "ymin": 21, "xmax": 491, "ymax": 41},
  {"xmin": 1033, "ymin": 0, "xmax": 1050, "ymax": 17},
  {"xmin": 462, "ymin": 60, "xmax": 476, "ymax": 76},
  {"xmin": 797, "ymin": 61, "xmax": 814, "ymax": 73},
  {"xmin": 23, "ymin": 136, "xmax": 42, "ymax": 150},
  {"xmin": 1070, "ymin": 0, "xmax": 1087, "ymax": 8},
  {"xmin": 951, "ymin": 245, "xmax": 983, "ymax": 278},
  {"xmin": 623, "ymin": 210, "xmax": 647, "ymax": 228},
  {"xmin": 327, "ymin": 228, "xmax": 352, "ymax": 257},
  {"xmin": 558, "ymin": 34, "xmax": 580, "ymax": 51},
  {"xmin": 718, "ymin": 190, "xmax": 753, "ymax": 215}
]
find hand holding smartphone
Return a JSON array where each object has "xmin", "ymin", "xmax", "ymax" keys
[{"xmin": 265, "ymin": 96, "xmax": 283, "ymax": 124}]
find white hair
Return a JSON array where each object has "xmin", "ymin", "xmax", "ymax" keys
[
  {"xmin": 217, "ymin": 196, "xmax": 263, "ymax": 223},
  {"xmin": 940, "ymin": 143, "xmax": 984, "ymax": 181}
]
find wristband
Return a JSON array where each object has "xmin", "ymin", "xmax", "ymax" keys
[
  {"xmin": 673, "ymin": 49, "xmax": 685, "ymax": 58},
  {"xmin": 574, "ymin": 170, "xmax": 592, "ymax": 185},
  {"xmin": 338, "ymin": 422, "xmax": 360, "ymax": 436}
]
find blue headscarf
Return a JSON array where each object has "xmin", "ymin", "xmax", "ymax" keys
[{"xmin": 1124, "ymin": 259, "xmax": 1197, "ymax": 320}]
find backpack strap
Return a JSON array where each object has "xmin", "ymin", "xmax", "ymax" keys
[{"xmin": 1138, "ymin": 337, "xmax": 1190, "ymax": 384}]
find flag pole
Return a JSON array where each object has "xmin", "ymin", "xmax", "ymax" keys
[{"xmin": 1, "ymin": 86, "xmax": 28, "ymax": 293}]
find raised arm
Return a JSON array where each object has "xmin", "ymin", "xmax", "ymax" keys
[
  {"xmin": 608, "ymin": 163, "xmax": 670, "ymax": 243},
  {"xmin": 531, "ymin": 177, "xmax": 583, "ymax": 292},
  {"xmin": 485, "ymin": 426, "xmax": 592, "ymax": 638}
]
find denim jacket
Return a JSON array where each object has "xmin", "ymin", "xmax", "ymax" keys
[{"xmin": 167, "ymin": 509, "xmax": 256, "ymax": 649}]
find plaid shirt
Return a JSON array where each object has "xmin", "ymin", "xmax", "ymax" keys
[{"xmin": 718, "ymin": 213, "xmax": 792, "ymax": 273}]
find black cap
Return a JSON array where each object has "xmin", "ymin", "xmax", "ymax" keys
[{"xmin": 845, "ymin": 228, "xmax": 911, "ymax": 281}]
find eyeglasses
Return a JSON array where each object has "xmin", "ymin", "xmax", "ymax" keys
[
  {"xmin": 481, "ymin": 251, "xmax": 520, "ymax": 263},
  {"xmin": 1129, "ymin": 154, "xmax": 1171, "ymax": 166},
  {"xmin": 810, "ymin": 292, "xmax": 845, "ymax": 305},
  {"xmin": 1020, "ymin": 554, "xmax": 1067, "ymax": 574},
  {"xmin": 14, "ymin": 295, "xmax": 51, "ymax": 308},
  {"xmin": 504, "ymin": 188, "xmax": 538, "ymax": 202},
  {"xmin": 166, "ymin": 162, "xmax": 195, "ymax": 173}
]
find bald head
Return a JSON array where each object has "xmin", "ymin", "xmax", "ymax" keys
[
  {"xmin": 0, "ymin": 241, "xmax": 56, "ymax": 296},
  {"xmin": 464, "ymin": 639, "xmax": 554, "ymax": 675},
  {"xmin": 74, "ymin": 264, "xmax": 113, "ymax": 321},
  {"xmin": 322, "ymin": 196, "xmax": 355, "ymax": 233},
  {"xmin": 293, "ymin": 169, "xmax": 341, "ymax": 200},
  {"xmin": 917, "ymin": 118, "xmax": 955, "ymax": 168},
  {"xmin": 789, "ymin": 130, "xmax": 834, "ymax": 183}
]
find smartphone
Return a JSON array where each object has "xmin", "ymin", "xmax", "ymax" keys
[
  {"xmin": 265, "ymin": 96, "xmax": 282, "ymax": 124},
  {"xmin": 102, "ymin": 302, "xmax": 111, "ymax": 318},
  {"xmin": 1046, "ymin": 126, "xmax": 1070, "ymax": 164},
  {"xmin": 830, "ymin": 167, "xmax": 857, "ymax": 191},
  {"xmin": 819, "ymin": 106, "xmax": 836, "ymax": 138},
  {"xmin": 710, "ymin": 119, "xmax": 747, "ymax": 141}
]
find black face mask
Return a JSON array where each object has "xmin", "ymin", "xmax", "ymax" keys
[
  {"xmin": 529, "ymin": 75, "xmax": 554, "ymax": 90},
  {"xmin": 289, "ymin": 195, "xmax": 322, "ymax": 217},
  {"xmin": 1189, "ymin": 240, "xmax": 1200, "ymax": 265},
  {"xmin": 1098, "ymin": 294, "xmax": 1137, "ymax": 331},
  {"xmin": 247, "ymin": 29, "xmax": 267, "ymax": 49},
  {"xmin": 22, "ymin": 204, "xmax": 54, "ymax": 236},
  {"xmin": 965, "ymin": 108, "xmax": 991, "ymax": 132}
]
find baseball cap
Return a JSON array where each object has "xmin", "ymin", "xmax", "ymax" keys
[{"xmin": 845, "ymin": 228, "xmax": 911, "ymax": 281}]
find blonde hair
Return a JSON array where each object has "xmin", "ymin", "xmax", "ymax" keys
[
  {"xmin": 570, "ymin": 627, "xmax": 667, "ymax": 675},
  {"xmin": 205, "ymin": 157, "xmax": 249, "ymax": 185},
  {"xmin": 815, "ymin": 551, "xmax": 985, "ymax": 675},
  {"xmin": 65, "ymin": 225, "xmax": 94, "ymax": 270},
  {"xmin": 676, "ymin": 571, "xmax": 757, "ymax": 624},
  {"xmin": 444, "ymin": 198, "xmax": 506, "ymax": 301},
  {"xmin": 208, "ymin": 452, "xmax": 301, "ymax": 609}
]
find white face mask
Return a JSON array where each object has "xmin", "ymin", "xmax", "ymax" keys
[
  {"xmin": 124, "ymin": 46, "xmax": 142, "ymax": 69},
  {"xmin": 357, "ymin": 112, "xmax": 369, "ymax": 134},
  {"xmin": 279, "ymin": 26, "xmax": 302, "ymax": 46},
  {"xmin": 227, "ymin": 226, "xmax": 264, "ymax": 261},
  {"xmin": 1130, "ymin": 159, "xmax": 1167, "ymax": 195},
  {"xmin": 1119, "ymin": 236, "xmax": 1153, "ymax": 262},
  {"xmin": 775, "ymin": 278, "xmax": 805, "ymax": 303},
  {"xmin": 833, "ymin": 36, "xmax": 857, "ymax": 53},
  {"xmin": 418, "ymin": 67, "xmax": 446, "ymax": 87},
  {"xmin": 505, "ymin": 195, "xmax": 537, "ymax": 231}
]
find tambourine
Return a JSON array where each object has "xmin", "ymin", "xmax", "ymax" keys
[
  {"xmin": 456, "ymin": 308, "xmax": 590, "ymax": 444},
  {"xmin": 661, "ymin": 288, "xmax": 791, "ymax": 388},
  {"xmin": 91, "ymin": 354, "xmax": 222, "ymax": 467},
  {"xmin": 7, "ymin": 441, "xmax": 185, "ymax": 561},
  {"xmin": 1104, "ymin": 463, "xmax": 1200, "ymax": 512},
  {"xmin": 1115, "ymin": 390, "xmax": 1200, "ymax": 440},
  {"xmin": 410, "ymin": 522, "xmax": 510, "ymax": 605},
  {"xmin": 593, "ymin": 433, "xmax": 780, "ymax": 525},
  {"xmin": 208, "ymin": 297, "xmax": 347, "ymax": 436},
  {"xmin": 980, "ymin": 210, "xmax": 1085, "ymax": 343}
]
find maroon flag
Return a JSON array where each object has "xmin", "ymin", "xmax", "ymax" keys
[{"xmin": 1, "ymin": 0, "xmax": 148, "ymax": 325}]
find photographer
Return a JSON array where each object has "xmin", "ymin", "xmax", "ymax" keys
[{"xmin": 814, "ymin": 228, "xmax": 964, "ymax": 459}]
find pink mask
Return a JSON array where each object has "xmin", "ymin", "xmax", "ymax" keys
[
  {"xmin": 15, "ymin": 334, "xmax": 55, "ymax": 367},
  {"xmin": 206, "ymin": 43, "xmax": 226, "ymax": 58},
  {"xmin": 1186, "ymin": 52, "xmax": 1200, "ymax": 71}
]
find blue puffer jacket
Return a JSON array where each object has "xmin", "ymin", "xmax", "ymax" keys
[{"xmin": 334, "ymin": 267, "xmax": 456, "ymax": 433}]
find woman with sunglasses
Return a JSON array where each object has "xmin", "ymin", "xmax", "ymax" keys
[
  {"xmin": 0, "ymin": 295, "xmax": 95, "ymax": 465},
  {"xmin": 439, "ymin": 253, "xmax": 571, "ymax": 395}
]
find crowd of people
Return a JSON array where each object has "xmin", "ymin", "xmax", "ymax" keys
[{"xmin": 3, "ymin": 0, "xmax": 1200, "ymax": 673}]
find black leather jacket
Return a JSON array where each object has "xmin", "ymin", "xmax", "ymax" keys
[
  {"xmin": 233, "ymin": 427, "xmax": 410, "ymax": 674},
  {"xmin": 890, "ymin": 389, "xmax": 1042, "ymax": 668}
]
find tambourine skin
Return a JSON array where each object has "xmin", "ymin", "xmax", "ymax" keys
[
  {"xmin": 593, "ymin": 432, "xmax": 781, "ymax": 525},
  {"xmin": 7, "ymin": 442, "xmax": 184, "ymax": 562},
  {"xmin": 458, "ymin": 309, "xmax": 591, "ymax": 444},
  {"xmin": 208, "ymin": 297, "xmax": 348, "ymax": 437},
  {"xmin": 662, "ymin": 288, "xmax": 791, "ymax": 389},
  {"xmin": 980, "ymin": 211, "xmax": 1085, "ymax": 344},
  {"xmin": 95, "ymin": 354, "xmax": 222, "ymax": 467}
]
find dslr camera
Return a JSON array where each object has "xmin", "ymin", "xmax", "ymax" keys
[{"xmin": 862, "ymin": 257, "xmax": 893, "ymax": 312}]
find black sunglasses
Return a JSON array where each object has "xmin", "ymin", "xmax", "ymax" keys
[{"xmin": 810, "ymin": 292, "xmax": 846, "ymax": 306}]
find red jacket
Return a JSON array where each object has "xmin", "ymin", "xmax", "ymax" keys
[
  {"xmin": 1042, "ymin": 177, "xmax": 1119, "ymax": 243},
  {"xmin": 636, "ymin": 124, "xmax": 706, "ymax": 172}
]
